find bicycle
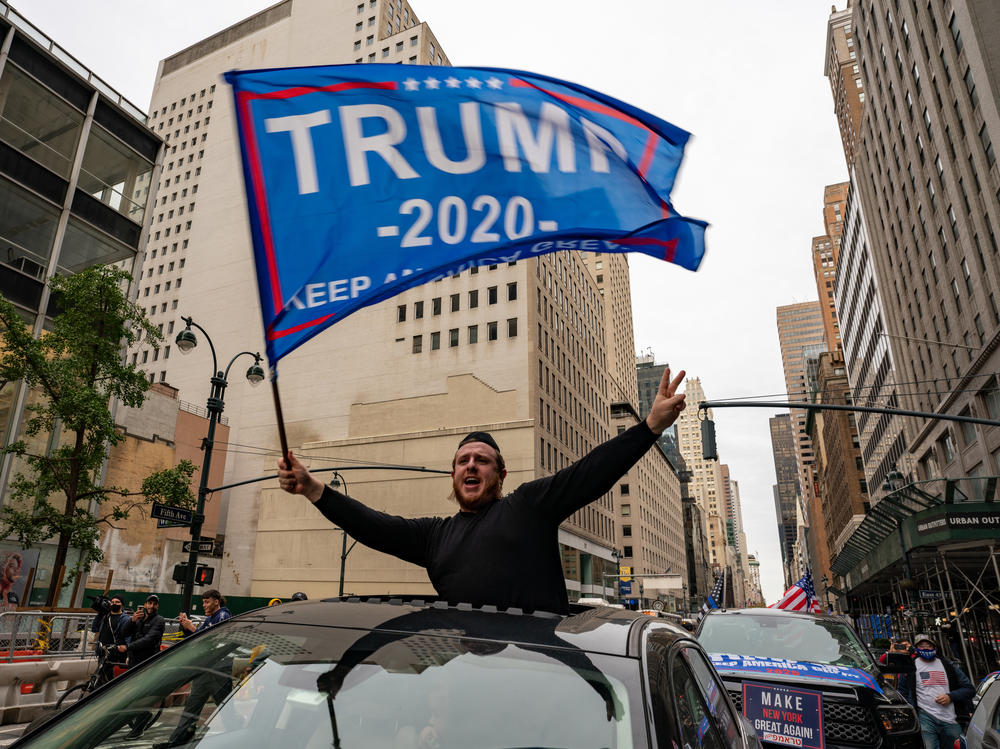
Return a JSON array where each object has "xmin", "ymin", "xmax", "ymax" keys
[{"xmin": 56, "ymin": 642, "xmax": 115, "ymax": 709}]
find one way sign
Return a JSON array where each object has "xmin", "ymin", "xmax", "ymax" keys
[{"xmin": 182, "ymin": 540, "xmax": 215, "ymax": 554}]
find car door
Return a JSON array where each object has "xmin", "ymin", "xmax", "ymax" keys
[
  {"xmin": 968, "ymin": 681, "xmax": 1000, "ymax": 749},
  {"xmin": 669, "ymin": 644, "xmax": 752, "ymax": 749}
]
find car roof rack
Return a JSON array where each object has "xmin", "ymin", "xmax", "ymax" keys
[{"xmin": 318, "ymin": 594, "xmax": 564, "ymax": 619}]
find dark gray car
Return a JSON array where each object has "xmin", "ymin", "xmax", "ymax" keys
[{"xmin": 16, "ymin": 596, "xmax": 762, "ymax": 748}]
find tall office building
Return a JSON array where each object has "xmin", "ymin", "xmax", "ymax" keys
[
  {"xmin": 0, "ymin": 9, "xmax": 162, "ymax": 522},
  {"xmin": 126, "ymin": 0, "xmax": 648, "ymax": 600},
  {"xmin": 776, "ymin": 301, "xmax": 827, "ymax": 527},
  {"xmin": 675, "ymin": 377, "xmax": 727, "ymax": 568},
  {"xmin": 813, "ymin": 182, "xmax": 849, "ymax": 353},
  {"xmin": 636, "ymin": 351, "xmax": 681, "ymax": 466},
  {"xmin": 825, "ymin": 8, "xmax": 916, "ymax": 500},
  {"xmin": 769, "ymin": 413, "xmax": 799, "ymax": 585},
  {"xmin": 825, "ymin": 0, "xmax": 865, "ymax": 167},
  {"xmin": 845, "ymin": 0, "xmax": 1000, "ymax": 485}
]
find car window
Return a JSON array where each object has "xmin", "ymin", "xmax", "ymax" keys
[
  {"xmin": 671, "ymin": 648, "xmax": 726, "ymax": 749},
  {"xmin": 22, "ymin": 618, "xmax": 643, "ymax": 749},
  {"xmin": 681, "ymin": 647, "xmax": 741, "ymax": 746},
  {"xmin": 971, "ymin": 680, "xmax": 1000, "ymax": 736},
  {"xmin": 698, "ymin": 614, "xmax": 872, "ymax": 669}
]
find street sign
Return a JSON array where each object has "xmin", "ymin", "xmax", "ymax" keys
[
  {"xmin": 619, "ymin": 581, "xmax": 632, "ymax": 595},
  {"xmin": 919, "ymin": 589, "xmax": 944, "ymax": 600},
  {"xmin": 182, "ymin": 540, "xmax": 215, "ymax": 554},
  {"xmin": 151, "ymin": 503, "xmax": 193, "ymax": 525},
  {"xmin": 156, "ymin": 518, "xmax": 188, "ymax": 529}
]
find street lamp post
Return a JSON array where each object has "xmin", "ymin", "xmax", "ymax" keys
[
  {"xmin": 610, "ymin": 549, "xmax": 622, "ymax": 603},
  {"xmin": 175, "ymin": 316, "xmax": 264, "ymax": 613},
  {"xmin": 329, "ymin": 472, "xmax": 358, "ymax": 596},
  {"xmin": 822, "ymin": 575, "xmax": 833, "ymax": 613}
]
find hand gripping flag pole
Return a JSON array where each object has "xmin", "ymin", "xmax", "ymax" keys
[
  {"xmin": 225, "ymin": 63, "xmax": 708, "ymax": 441},
  {"xmin": 270, "ymin": 368, "xmax": 290, "ymax": 462}
]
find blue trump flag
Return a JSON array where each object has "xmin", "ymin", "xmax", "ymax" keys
[{"xmin": 225, "ymin": 64, "xmax": 707, "ymax": 362}]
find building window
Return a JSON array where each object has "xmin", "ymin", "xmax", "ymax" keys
[
  {"xmin": 620, "ymin": 483, "xmax": 629, "ymax": 496},
  {"xmin": 623, "ymin": 546, "xmax": 633, "ymax": 558},
  {"xmin": 507, "ymin": 282, "xmax": 517, "ymax": 301},
  {"xmin": 939, "ymin": 432, "xmax": 956, "ymax": 463},
  {"xmin": 507, "ymin": 318, "xmax": 518, "ymax": 337},
  {"xmin": 622, "ymin": 525, "xmax": 632, "ymax": 537},
  {"xmin": 432, "ymin": 297, "xmax": 442, "ymax": 315},
  {"xmin": 412, "ymin": 335, "xmax": 422, "ymax": 353},
  {"xmin": 487, "ymin": 321, "xmax": 498, "ymax": 341},
  {"xmin": 449, "ymin": 328, "xmax": 459, "ymax": 347},
  {"xmin": 468, "ymin": 325, "xmax": 478, "ymax": 344},
  {"xmin": 430, "ymin": 331, "xmax": 440, "ymax": 350},
  {"xmin": 621, "ymin": 504, "xmax": 630, "ymax": 516},
  {"xmin": 488, "ymin": 286, "xmax": 498, "ymax": 304},
  {"xmin": 450, "ymin": 293, "xmax": 460, "ymax": 312},
  {"xmin": 468, "ymin": 290, "xmax": 479, "ymax": 308},
  {"xmin": 397, "ymin": 304, "xmax": 406, "ymax": 322},
  {"xmin": 414, "ymin": 301, "xmax": 424, "ymax": 319}
]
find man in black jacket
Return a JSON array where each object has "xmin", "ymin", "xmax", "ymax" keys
[
  {"xmin": 120, "ymin": 595, "xmax": 165, "ymax": 739},
  {"xmin": 278, "ymin": 367, "xmax": 687, "ymax": 614},
  {"xmin": 120, "ymin": 594, "xmax": 165, "ymax": 665}
]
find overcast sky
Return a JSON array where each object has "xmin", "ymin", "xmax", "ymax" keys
[{"xmin": 22, "ymin": 0, "xmax": 848, "ymax": 602}]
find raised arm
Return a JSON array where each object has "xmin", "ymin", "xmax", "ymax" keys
[
  {"xmin": 517, "ymin": 367, "xmax": 686, "ymax": 523},
  {"xmin": 278, "ymin": 452, "xmax": 437, "ymax": 567}
]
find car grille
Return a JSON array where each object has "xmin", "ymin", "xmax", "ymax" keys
[{"xmin": 728, "ymin": 690, "xmax": 879, "ymax": 746}]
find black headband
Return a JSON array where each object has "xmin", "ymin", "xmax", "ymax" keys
[{"xmin": 458, "ymin": 431, "xmax": 500, "ymax": 452}]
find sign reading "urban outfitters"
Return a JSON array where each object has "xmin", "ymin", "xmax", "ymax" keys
[{"xmin": 916, "ymin": 512, "xmax": 1000, "ymax": 534}]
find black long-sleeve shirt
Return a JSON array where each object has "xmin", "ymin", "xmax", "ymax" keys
[{"xmin": 313, "ymin": 420, "xmax": 659, "ymax": 614}]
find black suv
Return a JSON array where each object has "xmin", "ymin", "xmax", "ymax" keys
[
  {"xmin": 697, "ymin": 608, "xmax": 921, "ymax": 748},
  {"xmin": 18, "ymin": 597, "xmax": 762, "ymax": 748}
]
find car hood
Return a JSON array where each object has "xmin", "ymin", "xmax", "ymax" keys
[{"xmin": 708, "ymin": 652, "xmax": 884, "ymax": 695}]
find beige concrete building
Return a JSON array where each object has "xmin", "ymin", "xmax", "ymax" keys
[
  {"xmin": 825, "ymin": 1, "xmax": 865, "ymax": 168},
  {"xmin": 121, "ymin": 0, "xmax": 663, "ymax": 601},
  {"xmin": 90, "ymin": 383, "xmax": 229, "ymax": 593}
]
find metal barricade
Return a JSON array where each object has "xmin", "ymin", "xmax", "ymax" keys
[{"xmin": 0, "ymin": 611, "xmax": 98, "ymax": 661}]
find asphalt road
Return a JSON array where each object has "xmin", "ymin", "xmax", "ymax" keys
[{"xmin": 0, "ymin": 723, "xmax": 27, "ymax": 746}]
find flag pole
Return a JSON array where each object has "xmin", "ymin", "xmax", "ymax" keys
[{"xmin": 270, "ymin": 368, "xmax": 290, "ymax": 460}]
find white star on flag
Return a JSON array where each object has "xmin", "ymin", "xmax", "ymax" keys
[
  {"xmin": 485, "ymin": 76, "xmax": 504, "ymax": 89},
  {"xmin": 423, "ymin": 76, "xmax": 440, "ymax": 89},
  {"xmin": 402, "ymin": 78, "xmax": 420, "ymax": 91},
  {"xmin": 464, "ymin": 77, "xmax": 483, "ymax": 88},
  {"xmin": 444, "ymin": 76, "xmax": 461, "ymax": 88}
]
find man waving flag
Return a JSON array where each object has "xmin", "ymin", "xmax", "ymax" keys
[
  {"xmin": 771, "ymin": 569, "xmax": 823, "ymax": 613},
  {"xmin": 226, "ymin": 64, "xmax": 707, "ymax": 364}
]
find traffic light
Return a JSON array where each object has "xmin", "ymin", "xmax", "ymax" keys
[
  {"xmin": 172, "ymin": 563, "xmax": 188, "ymax": 584},
  {"xmin": 195, "ymin": 565, "xmax": 215, "ymax": 586}
]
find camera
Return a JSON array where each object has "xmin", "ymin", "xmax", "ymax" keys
[{"xmin": 90, "ymin": 595, "xmax": 112, "ymax": 615}]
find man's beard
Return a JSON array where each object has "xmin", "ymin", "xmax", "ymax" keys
[{"xmin": 452, "ymin": 472, "xmax": 503, "ymax": 512}]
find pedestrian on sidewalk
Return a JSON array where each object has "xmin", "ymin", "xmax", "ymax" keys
[
  {"xmin": 898, "ymin": 633, "xmax": 974, "ymax": 748},
  {"xmin": 120, "ymin": 594, "xmax": 166, "ymax": 739}
]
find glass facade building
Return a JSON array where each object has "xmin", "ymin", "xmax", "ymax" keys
[{"xmin": 0, "ymin": 5, "xmax": 163, "ymax": 499}]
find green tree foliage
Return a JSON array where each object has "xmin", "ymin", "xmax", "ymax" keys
[{"xmin": 0, "ymin": 266, "xmax": 197, "ymax": 604}]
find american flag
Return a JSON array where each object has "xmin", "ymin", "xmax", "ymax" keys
[
  {"xmin": 919, "ymin": 669, "xmax": 948, "ymax": 686},
  {"xmin": 770, "ymin": 569, "xmax": 823, "ymax": 613},
  {"xmin": 699, "ymin": 569, "xmax": 726, "ymax": 620}
]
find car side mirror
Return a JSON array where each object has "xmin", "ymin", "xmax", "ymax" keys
[
  {"xmin": 879, "ymin": 651, "xmax": 913, "ymax": 674},
  {"xmin": 680, "ymin": 619, "xmax": 697, "ymax": 633}
]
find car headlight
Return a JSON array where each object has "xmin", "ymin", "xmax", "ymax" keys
[{"xmin": 877, "ymin": 704, "xmax": 918, "ymax": 734}]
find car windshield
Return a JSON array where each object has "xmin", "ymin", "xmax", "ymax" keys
[
  {"xmin": 22, "ymin": 617, "xmax": 641, "ymax": 749},
  {"xmin": 697, "ymin": 614, "xmax": 875, "ymax": 670}
]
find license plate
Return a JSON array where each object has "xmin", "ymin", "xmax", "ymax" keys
[{"xmin": 741, "ymin": 681, "xmax": 824, "ymax": 749}]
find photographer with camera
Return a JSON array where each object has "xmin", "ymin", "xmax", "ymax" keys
[{"xmin": 88, "ymin": 594, "xmax": 130, "ymax": 685}]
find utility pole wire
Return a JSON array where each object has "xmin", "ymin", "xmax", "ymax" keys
[{"xmin": 698, "ymin": 400, "xmax": 1000, "ymax": 429}]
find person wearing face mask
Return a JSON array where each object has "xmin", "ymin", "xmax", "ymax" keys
[
  {"xmin": 88, "ymin": 594, "xmax": 131, "ymax": 685},
  {"xmin": 897, "ymin": 634, "xmax": 974, "ymax": 748}
]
